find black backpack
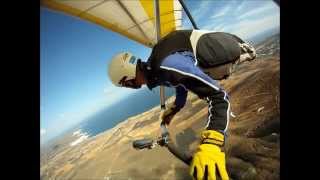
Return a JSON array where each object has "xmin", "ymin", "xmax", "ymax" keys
[
  {"xmin": 195, "ymin": 32, "xmax": 243, "ymax": 80},
  {"xmin": 149, "ymin": 30, "xmax": 244, "ymax": 80}
]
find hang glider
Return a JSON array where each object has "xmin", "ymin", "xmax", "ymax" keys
[
  {"xmin": 41, "ymin": 0, "xmax": 183, "ymax": 48},
  {"xmin": 41, "ymin": 0, "xmax": 279, "ymax": 110}
]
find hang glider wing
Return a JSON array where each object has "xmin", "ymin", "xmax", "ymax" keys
[{"xmin": 41, "ymin": 0, "xmax": 183, "ymax": 47}]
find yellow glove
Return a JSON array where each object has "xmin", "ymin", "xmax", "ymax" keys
[
  {"xmin": 190, "ymin": 130, "xmax": 229, "ymax": 180},
  {"xmin": 160, "ymin": 103, "xmax": 179, "ymax": 125}
]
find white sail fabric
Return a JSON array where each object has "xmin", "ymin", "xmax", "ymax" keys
[{"xmin": 41, "ymin": 0, "xmax": 183, "ymax": 47}]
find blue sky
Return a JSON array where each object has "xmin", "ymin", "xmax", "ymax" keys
[
  {"xmin": 182, "ymin": 0, "xmax": 279, "ymax": 39},
  {"xmin": 40, "ymin": 8, "xmax": 152, "ymax": 141},
  {"xmin": 40, "ymin": 0, "xmax": 279, "ymax": 142}
]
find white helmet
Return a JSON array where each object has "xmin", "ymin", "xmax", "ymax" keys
[{"xmin": 108, "ymin": 52, "xmax": 139, "ymax": 87}]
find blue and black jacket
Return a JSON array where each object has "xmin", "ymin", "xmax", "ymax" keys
[
  {"xmin": 139, "ymin": 30, "xmax": 244, "ymax": 133},
  {"xmin": 140, "ymin": 51, "xmax": 230, "ymax": 133}
]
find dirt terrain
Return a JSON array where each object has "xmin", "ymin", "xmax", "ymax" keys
[{"xmin": 40, "ymin": 55, "xmax": 280, "ymax": 180}]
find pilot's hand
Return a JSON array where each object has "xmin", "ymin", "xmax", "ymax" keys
[
  {"xmin": 160, "ymin": 103, "xmax": 179, "ymax": 125},
  {"xmin": 190, "ymin": 130, "xmax": 229, "ymax": 180}
]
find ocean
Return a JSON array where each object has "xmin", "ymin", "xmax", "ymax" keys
[{"xmin": 74, "ymin": 87, "xmax": 175, "ymax": 137}]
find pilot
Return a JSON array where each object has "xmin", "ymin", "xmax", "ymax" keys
[{"xmin": 108, "ymin": 29, "xmax": 256, "ymax": 180}]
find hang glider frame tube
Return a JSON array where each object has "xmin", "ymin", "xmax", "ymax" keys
[
  {"xmin": 153, "ymin": 0, "xmax": 166, "ymax": 110},
  {"xmin": 158, "ymin": 0, "xmax": 199, "ymax": 110},
  {"xmin": 178, "ymin": 0, "xmax": 199, "ymax": 30}
]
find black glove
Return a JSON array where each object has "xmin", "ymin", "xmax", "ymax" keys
[{"xmin": 160, "ymin": 104, "xmax": 180, "ymax": 125}]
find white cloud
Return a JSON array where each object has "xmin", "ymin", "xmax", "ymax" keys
[
  {"xmin": 228, "ymin": 12, "xmax": 280, "ymax": 39},
  {"xmin": 192, "ymin": 1, "xmax": 212, "ymax": 21},
  {"xmin": 40, "ymin": 129, "xmax": 46, "ymax": 136},
  {"xmin": 210, "ymin": 5, "xmax": 232, "ymax": 19},
  {"xmin": 235, "ymin": 1, "xmax": 246, "ymax": 13},
  {"xmin": 200, "ymin": 1, "xmax": 279, "ymax": 40},
  {"xmin": 203, "ymin": 22, "xmax": 226, "ymax": 32},
  {"xmin": 103, "ymin": 87, "xmax": 115, "ymax": 95},
  {"xmin": 103, "ymin": 87, "xmax": 109, "ymax": 93},
  {"xmin": 59, "ymin": 113, "xmax": 65, "ymax": 118},
  {"xmin": 237, "ymin": 2, "xmax": 277, "ymax": 20}
]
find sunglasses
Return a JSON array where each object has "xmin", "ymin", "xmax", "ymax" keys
[{"xmin": 119, "ymin": 76, "xmax": 141, "ymax": 89}]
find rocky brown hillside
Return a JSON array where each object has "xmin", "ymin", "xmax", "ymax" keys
[{"xmin": 255, "ymin": 33, "xmax": 280, "ymax": 58}]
